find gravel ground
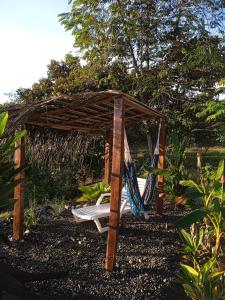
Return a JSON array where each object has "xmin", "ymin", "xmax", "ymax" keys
[{"xmin": 0, "ymin": 207, "xmax": 188, "ymax": 300}]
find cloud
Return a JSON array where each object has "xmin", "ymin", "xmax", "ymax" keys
[{"xmin": 0, "ymin": 26, "xmax": 74, "ymax": 103}]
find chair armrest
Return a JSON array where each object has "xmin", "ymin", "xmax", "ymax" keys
[{"xmin": 96, "ymin": 193, "xmax": 111, "ymax": 206}]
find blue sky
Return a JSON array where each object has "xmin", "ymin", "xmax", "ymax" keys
[{"xmin": 0, "ymin": 0, "xmax": 74, "ymax": 103}]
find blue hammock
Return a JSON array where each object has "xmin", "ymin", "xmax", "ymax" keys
[{"xmin": 123, "ymin": 124, "xmax": 160, "ymax": 217}]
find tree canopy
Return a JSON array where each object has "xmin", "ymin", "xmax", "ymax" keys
[{"xmin": 13, "ymin": 0, "xmax": 225, "ymax": 146}]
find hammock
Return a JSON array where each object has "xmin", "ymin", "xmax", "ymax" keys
[{"xmin": 123, "ymin": 122, "xmax": 161, "ymax": 217}]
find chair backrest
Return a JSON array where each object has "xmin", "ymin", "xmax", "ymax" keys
[
  {"xmin": 120, "ymin": 177, "xmax": 146, "ymax": 213},
  {"xmin": 137, "ymin": 177, "xmax": 146, "ymax": 196},
  {"xmin": 121, "ymin": 177, "xmax": 146, "ymax": 200}
]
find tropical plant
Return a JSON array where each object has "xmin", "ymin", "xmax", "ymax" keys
[
  {"xmin": 24, "ymin": 207, "xmax": 39, "ymax": 229},
  {"xmin": 150, "ymin": 132, "xmax": 189, "ymax": 202},
  {"xmin": 179, "ymin": 258, "xmax": 225, "ymax": 300},
  {"xmin": 176, "ymin": 160, "xmax": 225, "ymax": 300},
  {"xmin": 0, "ymin": 112, "xmax": 26, "ymax": 208},
  {"xmin": 76, "ymin": 181, "xmax": 111, "ymax": 204},
  {"xmin": 179, "ymin": 227, "xmax": 205, "ymax": 266},
  {"xmin": 165, "ymin": 132, "xmax": 189, "ymax": 200},
  {"xmin": 175, "ymin": 160, "xmax": 225, "ymax": 256}
]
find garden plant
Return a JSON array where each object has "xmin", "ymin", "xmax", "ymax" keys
[
  {"xmin": 175, "ymin": 160, "xmax": 225, "ymax": 300},
  {"xmin": 0, "ymin": 112, "xmax": 26, "ymax": 208}
]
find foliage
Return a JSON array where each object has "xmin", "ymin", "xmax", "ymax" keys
[
  {"xmin": 165, "ymin": 132, "xmax": 190, "ymax": 199},
  {"xmin": 175, "ymin": 160, "xmax": 225, "ymax": 299},
  {"xmin": 0, "ymin": 112, "xmax": 26, "ymax": 207},
  {"xmin": 197, "ymin": 99, "xmax": 225, "ymax": 143},
  {"xmin": 76, "ymin": 181, "xmax": 110, "ymax": 204},
  {"xmin": 48, "ymin": 199, "xmax": 65, "ymax": 216},
  {"xmin": 56, "ymin": 0, "xmax": 225, "ymax": 145},
  {"xmin": 8, "ymin": 1, "xmax": 225, "ymax": 147},
  {"xmin": 179, "ymin": 258, "xmax": 225, "ymax": 300},
  {"xmin": 150, "ymin": 132, "xmax": 189, "ymax": 201},
  {"xmin": 24, "ymin": 207, "xmax": 39, "ymax": 229}
]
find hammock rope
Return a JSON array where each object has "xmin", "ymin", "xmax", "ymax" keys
[{"xmin": 124, "ymin": 122, "xmax": 161, "ymax": 216}]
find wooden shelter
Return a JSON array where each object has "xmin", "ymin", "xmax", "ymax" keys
[{"xmin": 11, "ymin": 90, "xmax": 165, "ymax": 271}]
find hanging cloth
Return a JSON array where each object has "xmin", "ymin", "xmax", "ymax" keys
[{"xmin": 123, "ymin": 121, "xmax": 161, "ymax": 216}]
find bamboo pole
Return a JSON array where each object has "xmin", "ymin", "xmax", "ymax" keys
[
  {"xmin": 156, "ymin": 118, "xmax": 166, "ymax": 215},
  {"xmin": 104, "ymin": 130, "xmax": 112, "ymax": 184},
  {"xmin": 13, "ymin": 133, "xmax": 25, "ymax": 240},
  {"xmin": 105, "ymin": 97, "xmax": 125, "ymax": 271}
]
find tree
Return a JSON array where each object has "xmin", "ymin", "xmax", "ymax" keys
[
  {"xmin": 58, "ymin": 0, "xmax": 225, "ymax": 144},
  {"xmin": 12, "ymin": 1, "xmax": 225, "ymax": 145}
]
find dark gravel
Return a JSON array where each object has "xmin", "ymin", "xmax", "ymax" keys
[{"xmin": 0, "ymin": 207, "xmax": 188, "ymax": 300}]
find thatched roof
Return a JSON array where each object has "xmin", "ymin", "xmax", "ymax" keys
[
  {"xmin": 1, "ymin": 90, "xmax": 164, "ymax": 168},
  {"xmin": 2, "ymin": 90, "xmax": 164, "ymax": 134}
]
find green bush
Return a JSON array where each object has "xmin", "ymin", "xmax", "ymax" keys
[
  {"xmin": 175, "ymin": 160, "xmax": 225, "ymax": 300},
  {"xmin": 76, "ymin": 181, "xmax": 111, "ymax": 205},
  {"xmin": 24, "ymin": 207, "xmax": 39, "ymax": 229}
]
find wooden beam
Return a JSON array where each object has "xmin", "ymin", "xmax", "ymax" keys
[
  {"xmin": 125, "ymin": 98, "xmax": 164, "ymax": 119},
  {"xmin": 105, "ymin": 96, "xmax": 125, "ymax": 271},
  {"xmin": 156, "ymin": 118, "xmax": 166, "ymax": 215},
  {"xmin": 13, "ymin": 132, "xmax": 25, "ymax": 240},
  {"xmin": 104, "ymin": 130, "xmax": 112, "ymax": 184}
]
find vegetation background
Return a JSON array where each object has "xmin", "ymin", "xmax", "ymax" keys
[{"xmin": 1, "ymin": 0, "xmax": 225, "ymax": 205}]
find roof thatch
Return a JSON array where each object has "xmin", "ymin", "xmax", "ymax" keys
[
  {"xmin": 2, "ymin": 90, "xmax": 164, "ymax": 133},
  {"xmin": 1, "ymin": 90, "xmax": 164, "ymax": 168}
]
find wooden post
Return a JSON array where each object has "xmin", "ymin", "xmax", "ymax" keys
[
  {"xmin": 105, "ymin": 97, "xmax": 125, "ymax": 271},
  {"xmin": 156, "ymin": 118, "xmax": 165, "ymax": 215},
  {"xmin": 13, "ymin": 133, "xmax": 25, "ymax": 240},
  {"xmin": 196, "ymin": 151, "xmax": 202, "ymax": 173},
  {"xmin": 104, "ymin": 130, "xmax": 112, "ymax": 185}
]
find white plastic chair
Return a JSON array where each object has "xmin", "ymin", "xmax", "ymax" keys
[{"xmin": 72, "ymin": 177, "xmax": 146, "ymax": 233}]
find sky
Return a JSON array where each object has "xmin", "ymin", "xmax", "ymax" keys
[{"xmin": 0, "ymin": 0, "xmax": 74, "ymax": 103}]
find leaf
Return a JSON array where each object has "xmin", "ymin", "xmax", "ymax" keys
[
  {"xmin": 180, "ymin": 180, "xmax": 203, "ymax": 194},
  {"xmin": 196, "ymin": 227, "xmax": 204, "ymax": 248},
  {"xmin": 0, "ymin": 112, "xmax": 8, "ymax": 136},
  {"xmin": 78, "ymin": 185, "xmax": 93, "ymax": 193},
  {"xmin": 210, "ymin": 271, "xmax": 225, "ymax": 279},
  {"xmin": 174, "ymin": 209, "xmax": 206, "ymax": 228},
  {"xmin": 180, "ymin": 263, "xmax": 199, "ymax": 278},
  {"xmin": 184, "ymin": 187, "xmax": 202, "ymax": 198},
  {"xmin": 215, "ymin": 160, "xmax": 225, "ymax": 180},
  {"xmin": 2, "ymin": 130, "xmax": 27, "ymax": 151},
  {"xmin": 179, "ymin": 229, "xmax": 193, "ymax": 247},
  {"xmin": 218, "ymin": 207, "xmax": 225, "ymax": 219},
  {"xmin": 201, "ymin": 258, "xmax": 215, "ymax": 275}
]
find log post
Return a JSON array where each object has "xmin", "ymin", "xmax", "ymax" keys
[
  {"xmin": 105, "ymin": 97, "xmax": 125, "ymax": 271},
  {"xmin": 196, "ymin": 151, "xmax": 202, "ymax": 173},
  {"xmin": 156, "ymin": 118, "xmax": 165, "ymax": 215},
  {"xmin": 13, "ymin": 133, "xmax": 25, "ymax": 240},
  {"xmin": 104, "ymin": 130, "xmax": 112, "ymax": 185}
]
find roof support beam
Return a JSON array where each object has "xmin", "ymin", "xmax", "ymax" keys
[{"xmin": 105, "ymin": 96, "xmax": 125, "ymax": 271}]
